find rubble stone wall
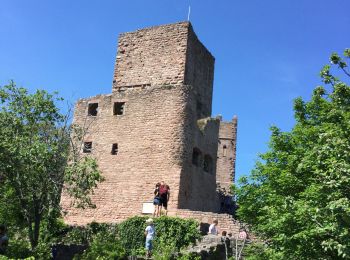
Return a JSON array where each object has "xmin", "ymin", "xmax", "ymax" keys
[
  {"xmin": 113, "ymin": 22, "xmax": 189, "ymax": 90},
  {"xmin": 62, "ymin": 85, "xmax": 189, "ymax": 224},
  {"xmin": 62, "ymin": 21, "xmax": 237, "ymax": 224},
  {"xmin": 216, "ymin": 117, "xmax": 238, "ymax": 192}
]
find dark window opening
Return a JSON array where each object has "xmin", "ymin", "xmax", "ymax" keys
[
  {"xmin": 83, "ymin": 142, "xmax": 92, "ymax": 153},
  {"xmin": 114, "ymin": 102, "xmax": 125, "ymax": 115},
  {"xmin": 223, "ymin": 145, "xmax": 227, "ymax": 157},
  {"xmin": 88, "ymin": 103, "xmax": 98, "ymax": 116},
  {"xmin": 111, "ymin": 143, "xmax": 118, "ymax": 155},
  {"xmin": 204, "ymin": 155, "xmax": 213, "ymax": 174},
  {"xmin": 192, "ymin": 148, "xmax": 202, "ymax": 166}
]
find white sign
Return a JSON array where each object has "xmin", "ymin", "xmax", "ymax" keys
[{"xmin": 142, "ymin": 202, "xmax": 154, "ymax": 214}]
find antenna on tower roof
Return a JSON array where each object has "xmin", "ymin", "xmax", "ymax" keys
[{"xmin": 187, "ymin": 5, "xmax": 191, "ymax": 21}]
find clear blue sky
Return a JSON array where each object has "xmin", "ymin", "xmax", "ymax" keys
[{"xmin": 1, "ymin": 0, "xmax": 349, "ymax": 181}]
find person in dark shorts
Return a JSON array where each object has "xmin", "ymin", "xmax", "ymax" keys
[
  {"xmin": 153, "ymin": 183, "xmax": 161, "ymax": 217},
  {"xmin": 159, "ymin": 181, "xmax": 170, "ymax": 215}
]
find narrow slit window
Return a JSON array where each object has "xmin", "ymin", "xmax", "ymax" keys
[
  {"xmin": 111, "ymin": 143, "xmax": 118, "ymax": 155},
  {"xmin": 83, "ymin": 142, "xmax": 92, "ymax": 153},
  {"xmin": 113, "ymin": 102, "xmax": 125, "ymax": 115},
  {"xmin": 223, "ymin": 145, "xmax": 227, "ymax": 157},
  {"xmin": 88, "ymin": 103, "xmax": 98, "ymax": 116},
  {"xmin": 192, "ymin": 148, "xmax": 202, "ymax": 166}
]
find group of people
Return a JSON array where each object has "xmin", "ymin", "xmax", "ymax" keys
[
  {"xmin": 208, "ymin": 219, "xmax": 249, "ymax": 240},
  {"xmin": 152, "ymin": 181, "xmax": 170, "ymax": 217}
]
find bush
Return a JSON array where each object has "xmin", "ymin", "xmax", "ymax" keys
[
  {"xmin": 118, "ymin": 216, "xmax": 200, "ymax": 256},
  {"xmin": 61, "ymin": 222, "xmax": 117, "ymax": 245},
  {"xmin": 153, "ymin": 216, "xmax": 200, "ymax": 250},
  {"xmin": 118, "ymin": 216, "xmax": 147, "ymax": 255},
  {"xmin": 242, "ymin": 243, "xmax": 282, "ymax": 260},
  {"xmin": 75, "ymin": 232, "xmax": 126, "ymax": 260},
  {"xmin": 152, "ymin": 238, "xmax": 177, "ymax": 260},
  {"xmin": 4, "ymin": 237, "xmax": 32, "ymax": 259}
]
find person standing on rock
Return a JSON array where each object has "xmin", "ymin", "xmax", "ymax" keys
[
  {"xmin": 208, "ymin": 219, "xmax": 219, "ymax": 235},
  {"xmin": 159, "ymin": 181, "xmax": 170, "ymax": 215}
]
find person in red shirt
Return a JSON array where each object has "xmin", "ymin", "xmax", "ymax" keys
[{"xmin": 159, "ymin": 181, "xmax": 170, "ymax": 215}]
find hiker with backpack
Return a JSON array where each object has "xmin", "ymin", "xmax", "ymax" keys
[{"xmin": 159, "ymin": 181, "xmax": 170, "ymax": 216}]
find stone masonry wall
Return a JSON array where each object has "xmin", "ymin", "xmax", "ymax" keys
[
  {"xmin": 113, "ymin": 22, "xmax": 189, "ymax": 90},
  {"xmin": 178, "ymin": 88, "xmax": 220, "ymax": 212},
  {"xmin": 184, "ymin": 24, "xmax": 215, "ymax": 118},
  {"xmin": 62, "ymin": 85, "xmax": 189, "ymax": 224},
  {"xmin": 62, "ymin": 21, "xmax": 237, "ymax": 225},
  {"xmin": 216, "ymin": 117, "xmax": 238, "ymax": 192}
]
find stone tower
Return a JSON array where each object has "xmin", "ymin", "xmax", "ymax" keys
[{"xmin": 61, "ymin": 22, "xmax": 237, "ymax": 224}]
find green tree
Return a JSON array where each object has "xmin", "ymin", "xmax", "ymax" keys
[
  {"xmin": 0, "ymin": 82, "xmax": 102, "ymax": 249},
  {"xmin": 236, "ymin": 49, "xmax": 350, "ymax": 259}
]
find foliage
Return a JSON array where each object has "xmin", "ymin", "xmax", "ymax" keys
[
  {"xmin": 118, "ymin": 216, "xmax": 200, "ymax": 256},
  {"xmin": 4, "ymin": 238, "xmax": 32, "ymax": 259},
  {"xmin": 242, "ymin": 243, "xmax": 281, "ymax": 260},
  {"xmin": 0, "ymin": 257, "xmax": 35, "ymax": 260},
  {"xmin": 64, "ymin": 124, "xmax": 104, "ymax": 209},
  {"xmin": 58, "ymin": 222, "xmax": 117, "ymax": 246},
  {"xmin": 153, "ymin": 216, "xmax": 200, "ymax": 250},
  {"xmin": 176, "ymin": 252, "xmax": 201, "ymax": 260},
  {"xmin": 74, "ymin": 232, "xmax": 126, "ymax": 260},
  {"xmin": 118, "ymin": 216, "xmax": 147, "ymax": 254},
  {"xmin": 0, "ymin": 82, "xmax": 102, "ymax": 249},
  {"xmin": 236, "ymin": 49, "xmax": 350, "ymax": 259},
  {"xmin": 153, "ymin": 238, "xmax": 177, "ymax": 260}
]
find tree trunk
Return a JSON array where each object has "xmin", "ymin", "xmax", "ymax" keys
[
  {"xmin": 32, "ymin": 201, "xmax": 41, "ymax": 249},
  {"xmin": 27, "ymin": 218, "xmax": 35, "ymax": 249}
]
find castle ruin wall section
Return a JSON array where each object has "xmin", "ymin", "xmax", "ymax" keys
[
  {"xmin": 113, "ymin": 22, "xmax": 189, "ymax": 90},
  {"xmin": 61, "ymin": 21, "xmax": 237, "ymax": 224},
  {"xmin": 184, "ymin": 24, "xmax": 215, "ymax": 118},
  {"xmin": 216, "ymin": 117, "xmax": 238, "ymax": 193},
  {"xmin": 177, "ymin": 90, "xmax": 220, "ymax": 212},
  {"xmin": 61, "ymin": 85, "xmax": 189, "ymax": 224}
]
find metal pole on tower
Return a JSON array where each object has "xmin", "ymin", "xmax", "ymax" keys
[{"xmin": 187, "ymin": 5, "xmax": 191, "ymax": 21}]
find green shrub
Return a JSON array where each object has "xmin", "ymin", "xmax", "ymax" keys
[
  {"xmin": 177, "ymin": 252, "xmax": 201, "ymax": 260},
  {"xmin": 32, "ymin": 242, "xmax": 52, "ymax": 260},
  {"xmin": 118, "ymin": 216, "xmax": 148, "ymax": 255},
  {"xmin": 242, "ymin": 242, "xmax": 282, "ymax": 260},
  {"xmin": 153, "ymin": 238, "xmax": 177, "ymax": 260},
  {"xmin": 39, "ymin": 217, "xmax": 69, "ymax": 244},
  {"xmin": 5, "ymin": 238, "xmax": 32, "ymax": 259},
  {"xmin": 117, "ymin": 216, "xmax": 200, "ymax": 256},
  {"xmin": 61, "ymin": 222, "xmax": 117, "ymax": 245},
  {"xmin": 153, "ymin": 216, "xmax": 200, "ymax": 250},
  {"xmin": 74, "ymin": 232, "xmax": 126, "ymax": 260},
  {"xmin": 3, "ymin": 238, "xmax": 52, "ymax": 260}
]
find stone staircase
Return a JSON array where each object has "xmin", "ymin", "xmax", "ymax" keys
[{"xmin": 169, "ymin": 209, "xmax": 241, "ymax": 235}]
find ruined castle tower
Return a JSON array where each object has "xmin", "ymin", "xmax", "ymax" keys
[{"xmin": 62, "ymin": 22, "xmax": 237, "ymax": 224}]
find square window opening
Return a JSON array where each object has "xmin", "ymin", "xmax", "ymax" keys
[
  {"xmin": 88, "ymin": 103, "xmax": 98, "ymax": 116},
  {"xmin": 114, "ymin": 102, "xmax": 125, "ymax": 115},
  {"xmin": 83, "ymin": 142, "xmax": 92, "ymax": 153}
]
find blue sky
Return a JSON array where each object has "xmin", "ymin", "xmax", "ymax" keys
[{"xmin": 1, "ymin": 0, "xmax": 349, "ymax": 181}]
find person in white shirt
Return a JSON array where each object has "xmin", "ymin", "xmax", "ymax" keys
[
  {"xmin": 208, "ymin": 219, "xmax": 219, "ymax": 235},
  {"xmin": 144, "ymin": 218, "xmax": 155, "ymax": 258}
]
